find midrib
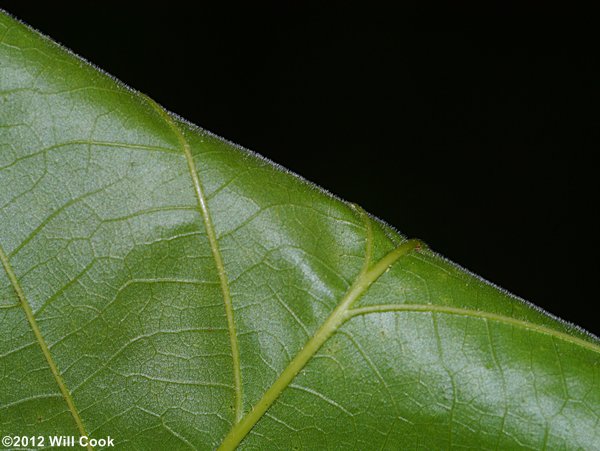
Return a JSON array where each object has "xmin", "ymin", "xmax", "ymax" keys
[{"xmin": 0, "ymin": 242, "xmax": 93, "ymax": 451}]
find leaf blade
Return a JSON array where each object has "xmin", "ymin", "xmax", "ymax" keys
[{"xmin": 1, "ymin": 10, "xmax": 599, "ymax": 450}]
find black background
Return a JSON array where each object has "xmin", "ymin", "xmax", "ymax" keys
[{"xmin": 2, "ymin": 4, "xmax": 598, "ymax": 336}]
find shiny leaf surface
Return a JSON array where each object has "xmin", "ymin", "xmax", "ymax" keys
[{"xmin": 1, "ymin": 11, "xmax": 599, "ymax": 450}]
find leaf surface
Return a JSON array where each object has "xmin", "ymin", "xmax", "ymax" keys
[{"xmin": 1, "ymin": 11, "xmax": 599, "ymax": 450}]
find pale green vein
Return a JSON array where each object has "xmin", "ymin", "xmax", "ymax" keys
[
  {"xmin": 142, "ymin": 95, "xmax": 243, "ymax": 423},
  {"xmin": 0, "ymin": 393, "xmax": 63, "ymax": 411},
  {"xmin": 218, "ymin": 206, "xmax": 422, "ymax": 450},
  {"xmin": 346, "ymin": 304, "xmax": 600, "ymax": 354},
  {"xmin": 9, "ymin": 180, "xmax": 120, "ymax": 258},
  {"xmin": 0, "ymin": 243, "xmax": 93, "ymax": 451},
  {"xmin": 0, "ymin": 139, "xmax": 178, "ymax": 171}
]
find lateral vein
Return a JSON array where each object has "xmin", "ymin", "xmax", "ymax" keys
[
  {"xmin": 217, "ymin": 206, "xmax": 422, "ymax": 449},
  {"xmin": 0, "ymin": 243, "xmax": 93, "ymax": 450},
  {"xmin": 142, "ymin": 96, "xmax": 243, "ymax": 423},
  {"xmin": 347, "ymin": 303, "xmax": 600, "ymax": 354}
]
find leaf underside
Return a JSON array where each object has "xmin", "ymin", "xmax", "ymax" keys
[{"xmin": 1, "ymin": 10, "xmax": 599, "ymax": 451}]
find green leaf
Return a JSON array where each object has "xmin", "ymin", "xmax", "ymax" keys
[{"xmin": 1, "ymin": 10, "xmax": 599, "ymax": 450}]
